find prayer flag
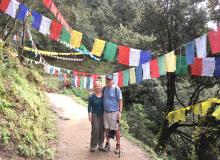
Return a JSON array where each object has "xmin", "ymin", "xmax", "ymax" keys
[
  {"xmin": 70, "ymin": 30, "xmax": 83, "ymax": 48},
  {"xmin": 113, "ymin": 72, "xmax": 118, "ymax": 86},
  {"xmin": 89, "ymin": 77, "xmax": 94, "ymax": 89},
  {"xmin": 31, "ymin": 10, "xmax": 42, "ymax": 30},
  {"xmin": 129, "ymin": 68, "xmax": 136, "ymax": 84},
  {"xmin": 118, "ymin": 46, "xmax": 130, "ymax": 66},
  {"xmin": 202, "ymin": 58, "xmax": 215, "ymax": 77},
  {"xmin": 123, "ymin": 70, "xmax": 130, "ymax": 87},
  {"xmin": 135, "ymin": 65, "xmax": 143, "ymax": 83},
  {"xmin": 185, "ymin": 41, "xmax": 195, "ymax": 65},
  {"xmin": 50, "ymin": 2, "xmax": 58, "ymax": 17},
  {"xmin": 208, "ymin": 28, "xmax": 220, "ymax": 54},
  {"xmin": 129, "ymin": 48, "xmax": 141, "ymax": 66},
  {"xmin": 195, "ymin": 34, "xmax": 207, "ymax": 58},
  {"xmin": 43, "ymin": 0, "xmax": 52, "ymax": 8},
  {"xmin": 165, "ymin": 51, "xmax": 176, "ymax": 72},
  {"xmin": 190, "ymin": 58, "xmax": 203, "ymax": 76},
  {"xmin": 176, "ymin": 55, "xmax": 188, "ymax": 75},
  {"xmin": 5, "ymin": 0, "xmax": 20, "ymax": 18},
  {"xmin": 91, "ymin": 38, "xmax": 106, "ymax": 57},
  {"xmin": 49, "ymin": 20, "xmax": 62, "ymax": 41},
  {"xmin": 0, "ymin": 0, "xmax": 10, "ymax": 12},
  {"xmin": 103, "ymin": 42, "xmax": 118, "ymax": 62},
  {"xmin": 150, "ymin": 59, "xmax": 160, "ymax": 78},
  {"xmin": 215, "ymin": 57, "xmax": 220, "ymax": 77},
  {"xmin": 139, "ymin": 50, "xmax": 151, "ymax": 65},
  {"xmin": 80, "ymin": 77, "xmax": 84, "ymax": 89},
  {"xmin": 39, "ymin": 16, "xmax": 52, "ymax": 35},
  {"xmin": 118, "ymin": 71, "xmax": 123, "ymax": 88},
  {"xmin": 158, "ymin": 56, "xmax": 167, "ymax": 76},
  {"xmin": 60, "ymin": 28, "xmax": 71, "ymax": 45},
  {"xmin": 16, "ymin": 3, "xmax": 29, "ymax": 22},
  {"xmin": 142, "ymin": 62, "xmax": 151, "ymax": 80}
]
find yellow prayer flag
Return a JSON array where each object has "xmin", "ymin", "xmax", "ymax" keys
[
  {"xmin": 212, "ymin": 106, "xmax": 220, "ymax": 120},
  {"xmin": 70, "ymin": 30, "xmax": 83, "ymax": 48},
  {"xmin": 129, "ymin": 68, "xmax": 136, "ymax": 84},
  {"xmin": 201, "ymin": 101, "xmax": 212, "ymax": 115},
  {"xmin": 191, "ymin": 103, "xmax": 201, "ymax": 115},
  {"xmin": 91, "ymin": 38, "xmax": 106, "ymax": 57},
  {"xmin": 165, "ymin": 51, "xmax": 176, "ymax": 72}
]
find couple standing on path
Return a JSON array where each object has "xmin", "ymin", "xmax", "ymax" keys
[{"xmin": 88, "ymin": 74, "xmax": 123, "ymax": 154}]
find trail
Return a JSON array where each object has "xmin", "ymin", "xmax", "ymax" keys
[{"xmin": 46, "ymin": 93, "xmax": 151, "ymax": 160}]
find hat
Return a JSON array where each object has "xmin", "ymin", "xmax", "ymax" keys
[{"xmin": 106, "ymin": 74, "xmax": 113, "ymax": 80}]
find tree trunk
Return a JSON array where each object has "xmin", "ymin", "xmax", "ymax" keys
[{"xmin": 155, "ymin": 72, "xmax": 176, "ymax": 151}]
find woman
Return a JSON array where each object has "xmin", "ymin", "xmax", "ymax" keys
[{"xmin": 88, "ymin": 81, "xmax": 105, "ymax": 152}]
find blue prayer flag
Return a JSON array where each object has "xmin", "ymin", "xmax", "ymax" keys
[
  {"xmin": 185, "ymin": 41, "xmax": 195, "ymax": 65},
  {"xmin": 215, "ymin": 57, "xmax": 220, "ymax": 77},
  {"xmin": 16, "ymin": 3, "xmax": 29, "ymax": 22},
  {"xmin": 31, "ymin": 10, "xmax": 42, "ymax": 30},
  {"xmin": 139, "ymin": 50, "xmax": 152, "ymax": 65},
  {"xmin": 135, "ymin": 65, "xmax": 143, "ymax": 84}
]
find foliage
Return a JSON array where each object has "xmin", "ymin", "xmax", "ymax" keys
[{"xmin": 0, "ymin": 47, "xmax": 56, "ymax": 159}]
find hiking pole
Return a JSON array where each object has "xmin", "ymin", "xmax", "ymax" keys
[{"xmin": 117, "ymin": 119, "xmax": 121, "ymax": 158}]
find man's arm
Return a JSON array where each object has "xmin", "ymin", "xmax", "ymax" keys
[{"xmin": 118, "ymin": 99, "xmax": 123, "ymax": 113}]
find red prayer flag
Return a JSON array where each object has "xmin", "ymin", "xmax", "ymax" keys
[
  {"xmin": 118, "ymin": 71, "xmax": 123, "ymax": 87},
  {"xmin": 73, "ymin": 70, "xmax": 78, "ymax": 76},
  {"xmin": 49, "ymin": 20, "xmax": 62, "ymax": 41},
  {"xmin": 77, "ymin": 76, "xmax": 80, "ymax": 87},
  {"xmin": 50, "ymin": 2, "xmax": 58, "ymax": 16},
  {"xmin": 54, "ymin": 69, "xmax": 58, "ymax": 76},
  {"xmin": 190, "ymin": 58, "xmax": 203, "ymax": 76},
  {"xmin": 150, "ymin": 59, "xmax": 160, "ymax": 78},
  {"xmin": 0, "ymin": 0, "xmax": 10, "ymax": 12},
  {"xmin": 43, "ymin": 0, "xmax": 52, "ymax": 8},
  {"xmin": 208, "ymin": 27, "xmax": 220, "ymax": 54},
  {"xmin": 118, "ymin": 46, "xmax": 130, "ymax": 66},
  {"xmin": 92, "ymin": 74, "xmax": 99, "ymax": 85}
]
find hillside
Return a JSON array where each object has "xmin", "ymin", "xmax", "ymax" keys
[{"xmin": 0, "ymin": 43, "xmax": 56, "ymax": 159}]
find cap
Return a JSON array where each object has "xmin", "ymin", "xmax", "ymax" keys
[{"xmin": 106, "ymin": 74, "xmax": 113, "ymax": 80}]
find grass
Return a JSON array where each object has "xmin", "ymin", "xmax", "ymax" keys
[{"xmin": 0, "ymin": 46, "xmax": 56, "ymax": 159}]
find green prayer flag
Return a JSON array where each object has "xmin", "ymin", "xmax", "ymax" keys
[
  {"xmin": 176, "ymin": 55, "xmax": 188, "ymax": 75},
  {"xmin": 158, "ymin": 56, "xmax": 167, "ymax": 76},
  {"xmin": 123, "ymin": 69, "xmax": 130, "ymax": 86},
  {"xmin": 80, "ymin": 77, "xmax": 84, "ymax": 89},
  {"xmin": 103, "ymin": 42, "xmax": 118, "ymax": 62},
  {"xmin": 60, "ymin": 28, "xmax": 70, "ymax": 44}
]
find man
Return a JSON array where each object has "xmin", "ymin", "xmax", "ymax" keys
[{"xmin": 103, "ymin": 74, "xmax": 123, "ymax": 154}]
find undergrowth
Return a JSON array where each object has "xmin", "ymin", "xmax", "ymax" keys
[{"xmin": 0, "ymin": 45, "xmax": 56, "ymax": 159}]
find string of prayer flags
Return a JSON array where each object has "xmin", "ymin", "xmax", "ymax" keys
[
  {"xmin": 118, "ymin": 46, "xmax": 130, "ymax": 66},
  {"xmin": 202, "ymin": 58, "xmax": 215, "ymax": 76},
  {"xmin": 208, "ymin": 27, "xmax": 220, "ymax": 54},
  {"xmin": 5, "ymin": 0, "xmax": 20, "ymax": 18},
  {"xmin": 0, "ymin": 0, "xmax": 10, "ymax": 12},
  {"xmin": 123, "ymin": 70, "xmax": 130, "ymax": 87},
  {"xmin": 118, "ymin": 71, "xmax": 123, "ymax": 88},
  {"xmin": 135, "ymin": 65, "xmax": 143, "ymax": 84},
  {"xmin": 16, "ymin": 3, "xmax": 29, "ymax": 22},
  {"xmin": 129, "ymin": 48, "xmax": 141, "ymax": 66},
  {"xmin": 70, "ymin": 30, "xmax": 83, "ymax": 48},
  {"xmin": 43, "ymin": 0, "xmax": 52, "ymax": 9},
  {"xmin": 150, "ymin": 59, "xmax": 160, "ymax": 78},
  {"xmin": 39, "ymin": 16, "xmax": 52, "ymax": 35},
  {"xmin": 113, "ymin": 72, "xmax": 118, "ymax": 86},
  {"xmin": 31, "ymin": 10, "xmax": 42, "ymax": 30},
  {"xmin": 167, "ymin": 108, "xmax": 187, "ymax": 126},
  {"xmin": 49, "ymin": 20, "xmax": 62, "ymax": 41},
  {"xmin": 91, "ymin": 38, "xmax": 106, "ymax": 57},
  {"xmin": 176, "ymin": 55, "xmax": 188, "ymax": 75},
  {"xmin": 185, "ymin": 41, "xmax": 195, "ymax": 65},
  {"xmin": 129, "ymin": 68, "xmax": 136, "ymax": 84},
  {"xmin": 60, "ymin": 28, "xmax": 71, "ymax": 46},
  {"xmin": 215, "ymin": 57, "xmax": 220, "ymax": 77},
  {"xmin": 190, "ymin": 58, "xmax": 203, "ymax": 76},
  {"xmin": 139, "ymin": 50, "xmax": 152, "ymax": 65},
  {"xmin": 142, "ymin": 62, "xmax": 151, "ymax": 80},
  {"xmin": 103, "ymin": 42, "xmax": 118, "ymax": 62},
  {"xmin": 195, "ymin": 34, "xmax": 207, "ymax": 58},
  {"xmin": 158, "ymin": 56, "xmax": 167, "ymax": 76},
  {"xmin": 165, "ymin": 51, "xmax": 176, "ymax": 72}
]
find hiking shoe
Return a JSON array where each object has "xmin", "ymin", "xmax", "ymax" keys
[
  {"xmin": 98, "ymin": 146, "xmax": 105, "ymax": 151},
  {"xmin": 103, "ymin": 142, "xmax": 110, "ymax": 152},
  {"xmin": 90, "ymin": 147, "xmax": 96, "ymax": 152},
  {"xmin": 114, "ymin": 144, "xmax": 120, "ymax": 154}
]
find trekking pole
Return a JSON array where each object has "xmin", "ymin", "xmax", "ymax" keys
[{"xmin": 117, "ymin": 119, "xmax": 121, "ymax": 158}]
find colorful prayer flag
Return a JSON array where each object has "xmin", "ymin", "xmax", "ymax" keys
[
  {"xmin": 60, "ymin": 28, "xmax": 71, "ymax": 45},
  {"xmin": 5, "ymin": 0, "xmax": 20, "ymax": 18},
  {"xmin": 16, "ymin": 3, "xmax": 29, "ymax": 22},
  {"xmin": 215, "ymin": 57, "xmax": 220, "ymax": 77},
  {"xmin": 208, "ymin": 27, "xmax": 220, "ymax": 54},
  {"xmin": 135, "ymin": 65, "xmax": 143, "ymax": 83},
  {"xmin": 190, "ymin": 58, "xmax": 203, "ymax": 76},
  {"xmin": 176, "ymin": 55, "xmax": 188, "ymax": 75},
  {"xmin": 185, "ymin": 41, "xmax": 195, "ymax": 65},
  {"xmin": 129, "ymin": 48, "xmax": 141, "ymax": 66},
  {"xmin": 158, "ymin": 56, "xmax": 167, "ymax": 76},
  {"xmin": 0, "ymin": 0, "xmax": 10, "ymax": 12},
  {"xmin": 195, "ymin": 34, "xmax": 207, "ymax": 58},
  {"xmin": 103, "ymin": 42, "xmax": 118, "ymax": 62},
  {"xmin": 43, "ymin": 0, "xmax": 52, "ymax": 8},
  {"xmin": 118, "ymin": 46, "xmax": 130, "ymax": 66},
  {"xmin": 49, "ymin": 20, "xmax": 62, "ymax": 41},
  {"xmin": 118, "ymin": 71, "xmax": 123, "ymax": 88},
  {"xmin": 139, "ymin": 50, "xmax": 151, "ymax": 65},
  {"xmin": 70, "ymin": 30, "xmax": 83, "ymax": 48},
  {"xmin": 165, "ymin": 51, "xmax": 176, "ymax": 72},
  {"xmin": 31, "ymin": 10, "xmax": 42, "ymax": 30},
  {"xmin": 150, "ymin": 59, "xmax": 160, "ymax": 78},
  {"xmin": 39, "ymin": 16, "xmax": 52, "ymax": 35},
  {"xmin": 113, "ymin": 72, "xmax": 118, "ymax": 86},
  {"xmin": 123, "ymin": 70, "xmax": 130, "ymax": 87},
  {"xmin": 202, "ymin": 58, "xmax": 215, "ymax": 77},
  {"xmin": 91, "ymin": 38, "xmax": 106, "ymax": 57},
  {"xmin": 129, "ymin": 68, "xmax": 136, "ymax": 84},
  {"xmin": 142, "ymin": 62, "xmax": 151, "ymax": 80}
]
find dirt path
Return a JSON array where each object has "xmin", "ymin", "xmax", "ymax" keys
[{"xmin": 46, "ymin": 93, "xmax": 151, "ymax": 160}]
